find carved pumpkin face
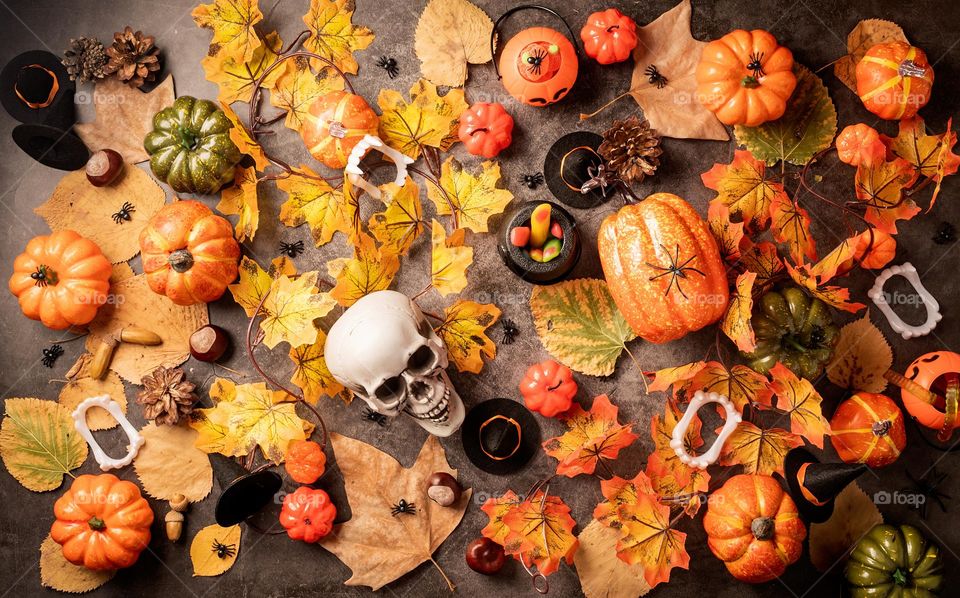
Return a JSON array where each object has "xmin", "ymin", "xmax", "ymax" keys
[
  {"xmin": 499, "ymin": 27, "xmax": 578, "ymax": 106},
  {"xmin": 902, "ymin": 351, "xmax": 960, "ymax": 433}
]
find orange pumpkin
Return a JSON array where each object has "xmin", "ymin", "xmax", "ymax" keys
[
  {"xmin": 902, "ymin": 351, "xmax": 960, "ymax": 433},
  {"xmin": 8, "ymin": 230, "xmax": 111, "ymax": 330},
  {"xmin": 703, "ymin": 474, "xmax": 807, "ymax": 583},
  {"xmin": 830, "ymin": 393, "xmax": 906, "ymax": 467},
  {"xmin": 50, "ymin": 474, "xmax": 154, "ymax": 571},
  {"xmin": 299, "ymin": 90, "xmax": 379, "ymax": 169},
  {"xmin": 598, "ymin": 193, "xmax": 729, "ymax": 343},
  {"xmin": 499, "ymin": 27, "xmax": 578, "ymax": 106},
  {"xmin": 139, "ymin": 200, "xmax": 240, "ymax": 306},
  {"xmin": 284, "ymin": 440, "xmax": 327, "ymax": 485},
  {"xmin": 696, "ymin": 29, "xmax": 797, "ymax": 126},
  {"xmin": 580, "ymin": 8, "xmax": 637, "ymax": 65},
  {"xmin": 836, "ymin": 124, "xmax": 885, "ymax": 166},
  {"xmin": 856, "ymin": 41, "xmax": 933, "ymax": 120}
]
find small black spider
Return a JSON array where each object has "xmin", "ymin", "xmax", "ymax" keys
[
  {"xmin": 391, "ymin": 498, "xmax": 416, "ymax": 516},
  {"xmin": 41, "ymin": 344, "xmax": 64, "ymax": 368},
  {"xmin": 520, "ymin": 172, "xmax": 544, "ymax": 189},
  {"xmin": 646, "ymin": 244, "xmax": 706, "ymax": 299},
  {"xmin": 111, "ymin": 202, "xmax": 135, "ymax": 224},
  {"xmin": 524, "ymin": 47, "xmax": 547, "ymax": 75},
  {"xmin": 933, "ymin": 222, "xmax": 956, "ymax": 245},
  {"xmin": 31, "ymin": 265, "xmax": 51, "ymax": 286},
  {"xmin": 212, "ymin": 540, "xmax": 237, "ymax": 559},
  {"xmin": 376, "ymin": 55, "xmax": 399, "ymax": 79},
  {"xmin": 645, "ymin": 64, "xmax": 668, "ymax": 89},
  {"xmin": 279, "ymin": 240, "xmax": 305, "ymax": 258},
  {"xmin": 362, "ymin": 407, "xmax": 388, "ymax": 427},
  {"xmin": 500, "ymin": 318, "xmax": 519, "ymax": 345},
  {"xmin": 746, "ymin": 52, "xmax": 765, "ymax": 78},
  {"xmin": 906, "ymin": 468, "xmax": 950, "ymax": 520}
]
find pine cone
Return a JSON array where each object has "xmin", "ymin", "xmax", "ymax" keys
[
  {"xmin": 137, "ymin": 366, "xmax": 197, "ymax": 425},
  {"xmin": 598, "ymin": 116, "xmax": 663, "ymax": 185},
  {"xmin": 104, "ymin": 26, "xmax": 161, "ymax": 88},
  {"xmin": 62, "ymin": 37, "xmax": 108, "ymax": 83}
]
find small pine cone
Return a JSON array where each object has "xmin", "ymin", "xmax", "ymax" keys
[
  {"xmin": 598, "ymin": 115, "xmax": 663, "ymax": 185},
  {"xmin": 137, "ymin": 366, "xmax": 197, "ymax": 426},
  {"xmin": 104, "ymin": 26, "xmax": 161, "ymax": 88},
  {"xmin": 62, "ymin": 37, "xmax": 108, "ymax": 83}
]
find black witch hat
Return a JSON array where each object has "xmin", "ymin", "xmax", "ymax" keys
[
  {"xmin": 543, "ymin": 131, "xmax": 613, "ymax": 209},
  {"xmin": 462, "ymin": 398, "xmax": 541, "ymax": 475},
  {"xmin": 782, "ymin": 447, "xmax": 867, "ymax": 523}
]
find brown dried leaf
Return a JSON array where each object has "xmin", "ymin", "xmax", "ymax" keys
[
  {"xmin": 40, "ymin": 534, "xmax": 114, "ymax": 593},
  {"xmin": 810, "ymin": 482, "xmax": 882, "ymax": 571},
  {"xmin": 35, "ymin": 167, "xmax": 166, "ymax": 264},
  {"xmin": 134, "ymin": 423, "xmax": 213, "ymax": 503},
  {"xmin": 414, "ymin": 0, "xmax": 493, "ymax": 88},
  {"xmin": 58, "ymin": 353, "xmax": 127, "ymax": 431},
  {"xmin": 74, "ymin": 76, "xmax": 176, "ymax": 163},
  {"xmin": 834, "ymin": 20, "xmax": 908, "ymax": 92},
  {"xmin": 574, "ymin": 519, "xmax": 651, "ymax": 598},
  {"xmin": 111, "ymin": 263, "xmax": 135, "ymax": 283},
  {"xmin": 827, "ymin": 316, "xmax": 893, "ymax": 393}
]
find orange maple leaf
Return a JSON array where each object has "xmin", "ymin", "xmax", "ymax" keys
[
  {"xmin": 889, "ymin": 116, "xmax": 960, "ymax": 210},
  {"xmin": 786, "ymin": 263, "xmax": 866, "ymax": 313},
  {"xmin": 692, "ymin": 361, "xmax": 773, "ymax": 413},
  {"xmin": 594, "ymin": 472, "xmax": 653, "ymax": 529},
  {"xmin": 645, "ymin": 450, "xmax": 710, "ymax": 516},
  {"xmin": 707, "ymin": 202, "xmax": 745, "ymax": 263},
  {"xmin": 738, "ymin": 240, "xmax": 784, "ymax": 293},
  {"xmin": 855, "ymin": 156, "xmax": 920, "ymax": 233},
  {"xmin": 646, "ymin": 361, "xmax": 707, "ymax": 393},
  {"xmin": 542, "ymin": 395, "xmax": 638, "ymax": 477},
  {"xmin": 721, "ymin": 271, "xmax": 757, "ymax": 353},
  {"xmin": 770, "ymin": 194, "xmax": 816, "ymax": 264},
  {"xmin": 769, "ymin": 362, "xmax": 830, "ymax": 448},
  {"xmin": 702, "ymin": 149, "xmax": 788, "ymax": 230},
  {"xmin": 481, "ymin": 490, "xmax": 578, "ymax": 577},
  {"xmin": 616, "ymin": 490, "xmax": 690, "ymax": 587},
  {"xmin": 717, "ymin": 421, "xmax": 802, "ymax": 476}
]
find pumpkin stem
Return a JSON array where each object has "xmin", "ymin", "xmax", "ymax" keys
[
  {"xmin": 872, "ymin": 420, "xmax": 892, "ymax": 437},
  {"xmin": 741, "ymin": 75, "xmax": 760, "ymax": 88},
  {"xmin": 88, "ymin": 516, "xmax": 106, "ymax": 531},
  {"xmin": 606, "ymin": 25, "xmax": 620, "ymax": 33},
  {"xmin": 168, "ymin": 249, "xmax": 195, "ymax": 273},
  {"xmin": 892, "ymin": 567, "xmax": 908, "ymax": 586},
  {"xmin": 898, "ymin": 60, "xmax": 927, "ymax": 78},
  {"xmin": 750, "ymin": 516, "xmax": 775, "ymax": 540},
  {"xmin": 177, "ymin": 125, "xmax": 198, "ymax": 150}
]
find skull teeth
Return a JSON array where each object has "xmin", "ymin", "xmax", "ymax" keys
[{"xmin": 405, "ymin": 388, "xmax": 450, "ymax": 423}]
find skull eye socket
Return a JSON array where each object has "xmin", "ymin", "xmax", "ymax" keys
[
  {"xmin": 375, "ymin": 376, "xmax": 405, "ymax": 402},
  {"xmin": 407, "ymin": 345, "xmax": 437, "ymax": 374}
]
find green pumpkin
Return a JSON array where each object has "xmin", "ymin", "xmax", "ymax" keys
[
  {"xmin": 846, "ymin": 524, "xmax": 943, "ymax": 597},
  {"xmin": 741, "ymin": 286, "xmax": 839, "ymax": 380},
  {"xmin": 144, "ymin": 96, "xmax": 241, "ymax": 195}
]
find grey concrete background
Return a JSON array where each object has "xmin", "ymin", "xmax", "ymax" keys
[{"xmin": 1, "ymin": 0, "xmax": 959, "ymax": 596}]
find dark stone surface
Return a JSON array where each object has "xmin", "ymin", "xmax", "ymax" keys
[{"xmin": 2, "ymin": 0, "xmax": 960, "ymax": 596}]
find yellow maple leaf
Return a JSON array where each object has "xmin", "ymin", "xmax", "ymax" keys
[
  {"xmin": 329, "ymin": 233, "xmax": 400, "ymax": 307},
  {"xmin": 201, "ymin": 31, "xmax": 285, "ymax": 105},
  {"xmin": 378, "ymin": 79, "xmax": 467, "ymax": 159},
  {"xmin": 302, "ymin": 0, "xmax": 374, "ymax": 75},
  {"xmin": 259, "ymin": 271, "xmax": 337, "ymax": 349},
  {"xmin": 717, "ymin": 421, "xmax": 802, "ymax": 476},
  {"xmin": 369, "ymin": 179, "xmax": 426, "ymax": 255},
  {"xmin": 427, "ymin": 157, "xmax": 513, "ymax": 233},
  {"xmin": 434, "ymin": 300, "xmax": 499, "ymax": 373},
  {"xmin": 701, "ymin": 149, "xmax": 788, "ymax": 231},
  {"xmin": 770, "ymin": 194, "xmax": 816, "ymax": 264},
  {"xmin": 220, "ymin": 102, "xmax": 270, "ymax": 171},
  {"xmin": 192, "ymin": 0, "xmax": 263, "ymax": 63},
  {"xmin": 431, "ymin": 220, "xmax": 472, "ymax": 297},
  {"xmin": 720, "ymin": 271, "xmax": 756, "ymax": 353},
  {"xmin": 217, "ymin": 166, "xmax": 259, "ymax": 242},
  {"xmin": 228, "ymin": 256, "xmax": 295, "ymax": 316},
  {"xmin": 278, "ymin": 166, "xmax": 357, "ymax": 247},
  {"xmin": 270, "ymin": 58, "xmax": 344, "ymax": 132},
  {"xmin": 289, "ymin": 331, "xmax": 350, "ymax": 405},
  {"xmin": 769, "ymin": 363, "xmax": 830, "ymax": 449}
]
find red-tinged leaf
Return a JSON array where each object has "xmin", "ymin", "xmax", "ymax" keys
[
  {"xmin": 500, "ymin": 490, "xmax": 579, "ymax": 576},
  {"xmin": 857, "ymin": 228, "xmax": 897, "ymax": 269},
  {"xmin": 691, "ymin": 362, "xmax": 773, "ymax": 413},
  {"xmin": 646, "ymin": 450, "xmax": 710, "ymax": 516},
  {"xmin": 650, "ymin": 399, "xmax": 703, "ymax": 475},
  {"xmin": 594, "ymin": 472, "xmax": 653, "ymax": 529},
  {"xmin": 889, "ymin": 116, "xmax": 960, "ymax": 210},
  {"xmin": 707, "ymin": 202, "xmax": 745, "ymax": 263},
  {"xmin": 702, "ymin": 150, "xmax": 788, "ymax": 230},
  {"xmin": 787, "ymin": 263, "xmax": 866, "ymax": 313},
  {"xmin": 616, "ymin": 492, "xmax": 690, "ymax": 588},
  {"xmin": 770, "ymin": 194, "xmax": 816, "ymax": 264},
  {"xmin": 810, "ymin": 235, "xmax": 860, "ymax": 280},
  {"xmin": 739, "ymin": 240, "xmax": 784, "ymax": 292},
  {"xmin": 721, "ymin": 271, "xmax": 757, "ymax": 353},
  {"xmin": 480, "ymin": 490, "xmax": 522, "ymax": 546},
  {"xmin": 855, "ymin": 157, "xmax": 920, "ymax": 233},
  {"xmin": 717, "ymin": 421, "xmax": 802, "ymax": 476},
  {"xmin": 543, "ymin": 395, "xmax": 638, "ymax": 477},
  {"xmin": 646, "ymin": 361, "xmax": 707, "ymax": 393},
  {"xmin": 769, "ymin": 363, "xmax": 830, "ymax": 448}
]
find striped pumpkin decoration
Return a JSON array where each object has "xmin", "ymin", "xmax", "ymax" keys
[
  {"xmin": 855, "ymin": 41, "xmax": 934, "ymax": 120},
  {"xmin": 300, "ymin": 90, "xmax": 379, "ymax": 169},
  {"xmin": 830, "ymin": 392, "xmax": 906, "ymax": 468},
  {"xmin": 598, "ymin": 193, "xmax": 729, "ymax": 343}
]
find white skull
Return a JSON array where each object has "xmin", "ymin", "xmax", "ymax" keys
[{"xmin": 324, "ymin": 290, "xmax": 464, "ymax": 437}]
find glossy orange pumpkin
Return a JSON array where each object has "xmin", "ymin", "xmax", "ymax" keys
[
  {"xmin": 696, "ymin": 29, "xmax": 797, "ymax": 126},
  {"xmin": 300, "ymin": 90, "xmax": 379, "ymax": 169},
  {"xmin": 598, "ymin": 193, "xmax": 729, "ymax": 343},
  {"xmin": 284, "ymin": 440, "xmax": 326, "ymax": 484},
  {"xmin": 50, "ymin": 474, "xmax": 154, "ymax": 570},
  {"xmin": 279, "ymin": 487, "xmax": 336, "ymax": 543},
  {"xmin": 519, "ymin": 359, "xmax": 578, "ymax": 418},
  {"xmin": 836, "ymin": 124, "xmax": 885, "ymax": 166},
  {"xmin": 902, "ymin": 351, "xmax": 960, "ymax": 432},
  {"xmin": 856, "ymin": 41, "xmax": 933, "ymax": 120},
  {"xmin": 458, "ymin": 102, "xmax": 514, "ymax": 158},
  {"xmin": 830, "ymin": 393, "xmax": 906, "ymax": 467},
  {"xmin": 139, "ymin": 200, "xmax": 240, "ymax": 306},
  {"xmin": 8, "ymin": 230, "xmax": 111, "ymax": 330},
  {"xmin": 580, "ymin": 8, "xmax": 637, "ymax": 65},
  {"xmin": 703, "ymin": 474, "xmax": 807, "ymax": 583},
  {"xmin": 499, "ymin": 27, "xmax": 578, "ymax": 106}
]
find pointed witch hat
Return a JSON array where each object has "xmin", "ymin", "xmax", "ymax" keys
[{"xmin": 782, "ymin": 447, "xmax": 867, "ymax": 523}]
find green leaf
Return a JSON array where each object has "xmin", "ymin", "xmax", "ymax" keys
[
  {"xmin": 530, "ymin": 278, "xmax": 637, "ymax": 376},
  {"xmin": 734, "ymin": 64, "xmax": 837, "ymax": 166},
  {"xmin": 0, "ymin": 398, "xmax": 87, "ymax": 492}
]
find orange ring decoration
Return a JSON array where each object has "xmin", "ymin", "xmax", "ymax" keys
[{"xmin": 900, "ymin": 351, "xmax": 960, "ymax": 434}]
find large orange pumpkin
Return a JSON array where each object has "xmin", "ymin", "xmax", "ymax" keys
[
  {"xmin": 50, "ymin": 474, "xmax": 154, "ymax": 571},
  {"xmin": 598, "ymin": 193, "xmax": 729, "ymax": 343},
  {"xmin": 830, "ymin": 392, "xmax": 906, "ymax": 467},
  {"xmin": 856, "ymin": 41, "xmax": 933, "ymax": 120},
  {"xmin": 299, "ymin": 90, "xmax": 379, "ymax": 169},
  {"xmin": 696, "ymin": 29, "xmax": 797, "ymax": 126},
  {"xmin": 498, "ymin": 27, "xmax": 578, "ymax": 106},
  {"xmin": 901, "ymin": 351, "xmax": 960, "ymax": 433},
  {"xmin": 8, "ymin": 230, "xmax": 111, "ymax": 330},
  {"xmin": 703, "ymin": 474, "xmax": 807, "ymax": 583},
  {"xmin": 139, "ymin": 200, "xmax": 240, "ymax": 306}
]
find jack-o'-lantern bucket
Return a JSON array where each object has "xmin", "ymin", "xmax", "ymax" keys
[{"xmin": 899, "ymin": 351, "xmax": 960, "ymax": 441}]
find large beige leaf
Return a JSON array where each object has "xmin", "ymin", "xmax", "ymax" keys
[
  {"xmin": 414, "ymin": 0, "xmax": 493, "ymax": 87},
  {"xmin": 58, "ymin": 353, "xmax": 126, "ymax": 431},
  {"xmin": 320, "ymin": 433, "xmax": 471, "ymax": 591},
  {"xmin": 0, "ymin": 398, "xmax": 87, "ymax": 492},
  {"xmin": 134, "ymin": 423, "xmax": 213, "ymax": 503},
  {"xmin": 810, "ymin": 482, "xmax": 882, "ymax": 571},
  {"xmin": 35, "ymin": 167, "xmax": 166, "ymax": 263},
  {"xmin": 574, "ymin": 519, "xmax": 651, "ymax": 598},
  {"xmin": 85, "ymin": 275, "xmax": 209, "ymax": 383},
  {"xmin": 827, "ymin": 316, "xmax": 893, "ymax": 393},
  {"xmin": 40, "ymin": 534, "xmax": 114, "ymax": 592}
]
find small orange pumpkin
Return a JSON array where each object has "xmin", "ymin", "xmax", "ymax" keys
[
  {"xmin": 830, "ymin": 392, "xmax": 906, "ymax": 467},
  {"xmin": 139, "ymin": 200, "xmax": 240, "ymax": 306},
  {"xmin": 8, "ymin": 230, "xmax": 111, "ymax": 330},
  {"xmin": 299, "ymin": 90, "xmax": 379, "ymax": 169},
  {"xmin": 856, "ymin": 41, "xmax": 933, "ymax": 120},
  {"xmin": 836, "ymin": 124, "xmax": 885, "ymax": 166},
  {"xmin": 284, "ymin": 440, "xmax": 326, "ymax": 484},
  {"xmin": 519, "ymin": 359, "xmax": 578, "ymax": 418},
  {"xmin": 703, "ymin": 474, "xmax": 807, "ymax": 583},
  {"xmin": 458, "ymin": 102, "xmax": 514, "ymax": 158},
  {"xmin": 50, "ymin": 474, "xmax": 154, "ymax": 570},
  {"xmin": 696, "ymin": 29, "xmax": 797, "ymax": 126},
  {"xmin": 598, "ymin": 193, "xmax": 729, "ymax": 343},
  {"xmin": 499, "ymin": 27, "xmax": 578, "ymax": 106},
  {"xmin": 580, "ymin": 8, "xmax": 637, "ymax": 65},
  {"xmin": 902, "ymin": 351, "xmax": 960, "ymax": 433}
]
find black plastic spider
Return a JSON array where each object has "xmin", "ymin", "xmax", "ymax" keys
[
  {"xmin": 645, "ymin": 64, "xmax": 668, "ymax": 89},
  {"xmin": 362, "ymin": 407, "xmax": 388, "ymax": 427},
  {"xmin": 376, "ymin": 55, "xmax": 399, "ymax": 79},
  {"xmin": 31, "ymin": 265, "xmax": 52, "ymax": 287},
  {"xmin": 646, "ymin": 244, "xmax": 706, "ymax": 299},
  {"xmin": 933, "ymin": 222, "xmax": 956, "ymax": 245},
  {"xmin": 907, "ymin": 468, "xmax": 950, "ymax": 520},
  {"xmin": 41, "ymin": 344, "xmax": 64, "ymax": 368},
  {"xmin": 520, "ymin": 172, "xmax": 544, "ymax": 189},
  {"xmin": 391, "ymin": 498, "xmax": 416, "ymax": 516},
  {"xmin": 746, "ymin": 52, "xmax": 765, "ymax": 78},
  {"xmin": 500, "ymin": 318, "xmax": 519, "ymax": 345},
  {"xmin": 524, "ymin": 48, "xmax": 547, "ymax": 76},
  {"xmin": 212, "ymin": 540, "xmax": 237, "ymax": 559},
  {"xmin": 279, "ymin": 240, "xmax": 305, "ymax": 258},
  {"xmin": 111, "ymin": 202, "xmax": 135, "ymax": 224}
]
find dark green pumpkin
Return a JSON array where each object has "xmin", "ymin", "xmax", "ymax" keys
[
  {"xmin": 846, "ymin": 524, "xmax": 943, "ymax": 597},
  {"xmin": 741, "ymin": 286, "xmax": 839, "ymax": 380},
  {"xmin": 144, "ymin": 96, "xmax": 241, "ymax": 195}
]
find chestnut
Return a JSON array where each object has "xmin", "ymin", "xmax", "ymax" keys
[
  {"xmin": 190, "ymin": 324, "xmax": 229, "ymax": 362},
  {"xmin": 85, "ymin": 149, "xmax": 123, "ymax": 187},
  {"xmin": 465, "ymin": 537, "xmax": 505, "ymax": 575},
  {"xmin": 426, "ymin": 471, "xmax": 462, "ymax": 507}
]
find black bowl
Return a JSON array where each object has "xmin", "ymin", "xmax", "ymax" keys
[{"xmin": 497, "ymin": 201, "xmax": 580, "ymax": 285}]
